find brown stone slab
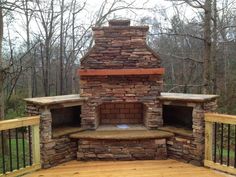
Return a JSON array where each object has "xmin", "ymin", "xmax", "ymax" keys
[
  {"xmin": 78, "ymin": 68, "xmax": 165, "ymax": 76},
  {"xmin": 69, "ymin": 130, "xmax": 174, "ymax": 140},
  {"xmin": 159, "ymin": 92, "xmax": 219, "ymax": 102},
  {"xmin": 24, "ymin": 94, "xmax": 88, "ymax": 106},
  {"xmin": 158, "ymin": 126, "xmax": 193, "ymax": 138},
  {"xmin": 52, "ymin": 127, "xmax": 85, "ymax": 138}
]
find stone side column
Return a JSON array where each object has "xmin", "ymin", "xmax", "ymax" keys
[
  {"xmin": 191, "ymin": 104, "xmax": 205, "ymax": 164},
  {"xmin": 39, "ymin": 107, "xmax": 55, "ymax": 168},
  {"xmin": 192, "ymin": 100, "xmax": 217, "ymax": 164},
  {"xmin": 144, "ymin": 101, "xmax": 163, "ymax": 129},
  {"xmin": 165, "ymin": 99, "xmax": 218, "ymax": 166},
  {"xmin": 26, "ymin": 103, "xmax": 79, "ymax": 168},
  {"xmin": 81, "ymin": 102, "xmax": 99, "ymax": 129}
]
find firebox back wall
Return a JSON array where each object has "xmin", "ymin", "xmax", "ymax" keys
[{"xmin": 99, "ymin": 102, "xmax": 143, "ymax": 124}]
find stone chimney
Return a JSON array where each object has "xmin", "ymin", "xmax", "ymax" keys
[{"xmin": 80, "ymin": 19, "xmax": 160, "ymax": 69}]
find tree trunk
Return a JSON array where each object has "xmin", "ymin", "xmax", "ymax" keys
[
  {"xmin": 25, "ymin": 0, "xmax": 32, "ymax": 98},
  {"xmin": 0, "ymin": 6, "xmax": 4, "ymax": 120},
  {"xmin": 59, "ymin": 0, "xmax": 64, "ymax": 95},
  {"xmin": 203, "ymin": 0, "xmax": 212, "ymax": 94},
  {"xmin": 211, "ymin": 0, "xmax": 217, "ymax": 94}
]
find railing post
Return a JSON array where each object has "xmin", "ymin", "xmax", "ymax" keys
[
  {"xmin": 204, "ymin": 113, "xmax": 236, "ymax": 175},
  {"xmin": 32, "ymin": 124, "xmax": 41, "ymax": 166},
  {"xmin": 205, "ymin": 121, "xmax": 213, "ymax": 161}
]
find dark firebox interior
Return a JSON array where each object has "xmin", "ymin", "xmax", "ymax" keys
[
  {"xmin": 163, "ymin": 105, "xmax": 193, "ymax": 130},
  {"xmin": 51, "ymin": 106, "xmax": 81, "ymax": 128}
]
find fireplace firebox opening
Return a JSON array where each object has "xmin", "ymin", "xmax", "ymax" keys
[
  {"xmin": 98, "ymin": 102, "xmax": 145, "ymax": 127},
  {"xmin": 51, "ymin": 106, "xmax": 82, "ymax": 137},
  {"xmin": 163, "ymin": 105, "xmax": 193, "ymax": 130},
  {"xmin": 51, "ymin": 106, "xmax": 81, "ymax": 128}
]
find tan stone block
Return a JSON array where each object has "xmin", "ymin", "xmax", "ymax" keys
[
  {"xmin": 155, "ymin": 139, "xmax": 166, "ymax": 145},
  {"xmin": 97, "ymin": 154, "xmax": 113, "ymax": 159},
  {"xmin": 175, "ymin": 137, "xmax": 188, "ymax": 143}
]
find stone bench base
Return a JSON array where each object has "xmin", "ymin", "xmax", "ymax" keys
[{"xmin": 77, "ymin": 138, "xmax": 167, "ymax": 161}]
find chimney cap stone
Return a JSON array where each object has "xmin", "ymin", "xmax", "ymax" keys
[{"xmin": 108, "ymin": 19, "xmax": 130, "ymax": 27}]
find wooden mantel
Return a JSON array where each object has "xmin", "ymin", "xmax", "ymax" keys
[{"xmin": 78, "ymin": 68, "xmax": 165, "ymax": 76}]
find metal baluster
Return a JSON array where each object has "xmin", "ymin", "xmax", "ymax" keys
[
  {"xmin": 234, "ymin": 125, "xmax": 236, "ymax": 168},
  {"xmin": 22, "ymin": 128, "xmax": 26, "ymax": 167},
  {"xmin": 1, "ymin": 131, "xmax": 6, "ymax": 174},
  {"xmin": 8, "ymin": 129, "xmax": 13, "ymax": 171},
  {"xmin": 220, "ymin": 123, "xmax": 224, "ymax": 164},
  {"xmin": 28, "ymin": 126, "xmax": 32, "ymax": 166},
  {"xmin": 15, "ymin": 128, "xmax": 19, "ymax": 170},
  {"xmin": 227, "ymin": 124, "xmax": 230, "ymax": 166},
  {"xmin": 214, "ymin": 123, "xmax": 217, "ymax": 163}
]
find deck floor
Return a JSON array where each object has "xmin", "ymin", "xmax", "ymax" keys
[{"xmin": 24, "ymin": 159, "xmax": 230, "ymax": 177}]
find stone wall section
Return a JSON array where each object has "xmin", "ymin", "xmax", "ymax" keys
[
  {"xmin": 164, "ymin": 100, "xmax": 218, "ymax": 166},
  {"xmin": 80, "ymin": 20, "xmax": 163, "ymax": 130},
  {"xmin": 77, "ymin": 138, "xmax": 167, "ymax": 161},
  {"xmin": 80, "ymin": 21, "xmax": 161, "ymax": 69},
  {"xmin": 25, "ymin": 103, "xmax": 40, "ymax": 115},
  {"xmin": 80, "ymin": 75, "xmax": 163, "ymax": 129},
  {"xmin": 26, "ymin": 104, "xmax": 78, "ymax": 168}
]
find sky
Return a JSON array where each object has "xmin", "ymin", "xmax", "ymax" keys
[{"xmin": 3, "ymin": 0, "xmax": 199, "ymax": 54}]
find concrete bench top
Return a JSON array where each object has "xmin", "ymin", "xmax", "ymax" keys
[
  {"xmin": 69, "ymin": 130, "xmax": 174, "ymax": 140},
  {"xmin": 159, "ymin": 92, "xmax": 219, "ymax": 102},
  {"xmin": 24, "ymin": 94, "xmax": 88, "ymax": 106}
]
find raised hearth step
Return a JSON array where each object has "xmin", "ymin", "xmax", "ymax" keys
[
  {"xmin": 52, "ymin": 126, "xmax": 85, "ymax": 138},
  {"xmin": 69, "ymin": 130, "xmax": 174, "ymax": 140},
  {"xmin": 158, "ymin": 126, "xmax": 193, "ymax": 138}
]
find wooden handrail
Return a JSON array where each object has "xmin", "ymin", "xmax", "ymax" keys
[
  {"xmin": 205, "ymin": 113, "xmax": 236, "ymax": 124},
  {"xmin": 0, "ymin": 115, "xmax": 41, "ymax": 176},
  {"xmin": 0, "ymin": 116, "xmax": 40, "ymax": 131}
]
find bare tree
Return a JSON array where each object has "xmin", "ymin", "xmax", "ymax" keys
[
  {"xmin": 34, "ymin": 0, "xmax": 59, "ymax": 96},
  {"xmin": 0, "ymin": 6, "xmax": 4, "ymax": 121},
  {"xmin": 59, "ymin": 0, "xmax": 64, "ymax": 95}
]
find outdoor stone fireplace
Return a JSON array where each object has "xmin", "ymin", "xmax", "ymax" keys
[
  {"xmin": 79, "ymin": 20, "xmax": 164, "ymax": 129},
  {"xmin": 24, "ymin": 19, "xmax": 219, "ymax": 168}
]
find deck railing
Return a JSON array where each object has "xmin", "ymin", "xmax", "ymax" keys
[
  {"xmin": 0, "ymin": 116, "xmax": 41, "ymax": 177},
  {"xmin": 205, "ymin": 113, "xmax": 236, "ymax": 175}
]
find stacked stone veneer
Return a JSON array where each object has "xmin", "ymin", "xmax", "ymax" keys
[
  {"xmin": 162, "ymin": 99, "xmax": 218, "ymax": 166},
  {"xmin": 26, "ymin": 103, "xmax": 77, "ymax": 168},
  {"xmin": 77, "ymin": 139, "xmax": 167, "ymax": 160},
  {"xmin": 80, "ymin": 75, "xmax": 163, "ymax": 129},
  {"xmin": 80, "ymin": 20, "xmax": 163, "ymax": 129},
  {"xmin": 80, "ymin": 20, "xmax": 161, "ymax": 69}
]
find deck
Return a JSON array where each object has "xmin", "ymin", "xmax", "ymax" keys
[{"xmin": 24, "ymin": 160, "xmax": 230, "ymax": 177}]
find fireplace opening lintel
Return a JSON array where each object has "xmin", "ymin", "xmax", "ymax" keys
[{"xmin": 78, "ymin": 68, "xmax": 165, "ymax": 76}]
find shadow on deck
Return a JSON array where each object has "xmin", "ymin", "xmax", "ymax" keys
[{"xmin": 24, "ymin": 159, "xmax": 230, "ymax": 177}]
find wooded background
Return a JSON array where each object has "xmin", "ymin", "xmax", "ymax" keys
[{"xmin": 0, "ymin": 0, "xmax": 236, "ymax": 119}]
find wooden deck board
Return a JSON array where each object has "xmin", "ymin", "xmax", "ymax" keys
[{"xmin": 24, "ymin": 159, "xmax": 230, "ymax": 177}]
